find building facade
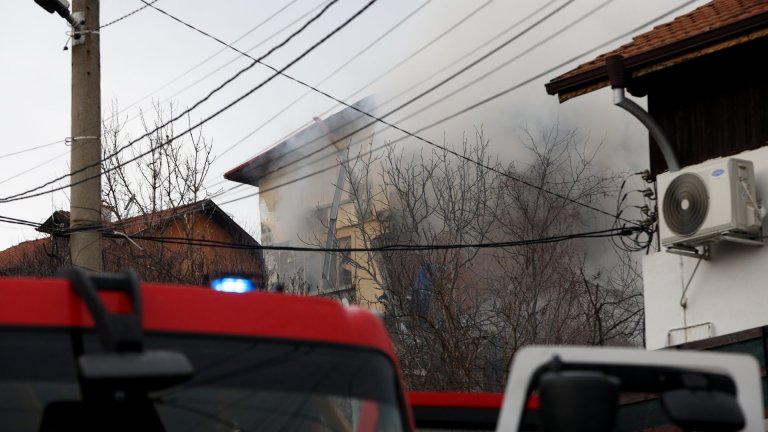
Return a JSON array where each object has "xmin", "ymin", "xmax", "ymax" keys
[{"xmin": 225, "ymin": 98, "xmax": 384, "ymax": 308}]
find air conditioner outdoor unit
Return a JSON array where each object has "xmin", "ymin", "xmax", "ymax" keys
[{"xmin": 657, "ymin": 157, "xmax": 762, "ymax": 249}]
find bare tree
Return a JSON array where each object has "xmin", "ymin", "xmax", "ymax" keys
[
  {"xmin": 326, "ymin": 126, "xmax": 644, "ymax": 391},
  {"xmin": 2, "ymin": 102, "xmax": 263, "ymax": 286},
  {"xmin": 98, "ymin": 101, "xmax": 262, "ymax": 286},
  {"xmin": 102, "ymin": 101, "xmax": 213, "ymax": 220}
]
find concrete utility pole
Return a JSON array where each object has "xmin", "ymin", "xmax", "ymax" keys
[{"xmin": 69, "ymin": 0, "xmax": 102, "ymax": 271}]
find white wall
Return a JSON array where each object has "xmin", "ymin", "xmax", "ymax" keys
[{"xmin": 644, "ymin": 146, "xmax": 768, "ymax": 350}]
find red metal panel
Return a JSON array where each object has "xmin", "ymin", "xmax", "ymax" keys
[
  {"xmin": 407, "ymin": 391, "xmax": 503, "ymax": 409},
  {"xmin": 0, "ymin": 277, "xmax": 396, "ymax": 362}
]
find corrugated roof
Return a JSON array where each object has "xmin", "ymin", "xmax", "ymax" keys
[{"xmin": 546, "ymin": 0, "xmax": 768, "ymax": 100}]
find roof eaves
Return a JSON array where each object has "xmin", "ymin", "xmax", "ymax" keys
[
  {"xmin": 224, "ymin": 96, "xmax": 376, "ymax": 187},
  {"xmin": 546, "ymin": 9, "xmax": 768, "ymax": 102}
]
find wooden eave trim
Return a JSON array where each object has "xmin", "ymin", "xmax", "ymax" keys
[{"xmin": 547, "ymin": 10, "xmax": 768, "ymax": 102}]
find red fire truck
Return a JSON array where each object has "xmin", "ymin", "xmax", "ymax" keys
[{"xmin": 0, "ymin": 269, "xmax": 413, "ymax": 431}]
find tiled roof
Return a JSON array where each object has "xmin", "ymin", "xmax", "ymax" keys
[
  {"xmin": 547, "ymin": 0, "xmax": 768, "ymax": 98},
  {"xmin": 109, "ymin": 200, "xmax": 212, "ymax": 235},
  {"xmin": 0, "ymin": 238, "xmax": 48, "ymax": 271},
  {"xmin": 38, "ymin": 200, "xmax": 222, "ymax": 236},
  {"xmin": 30, "ymin": 198, "xmax": 258, "ymax": 246}
]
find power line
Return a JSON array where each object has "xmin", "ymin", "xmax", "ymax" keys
[
  {"xmin": 100, "ymin": 0, "xmax": 159, "ymax": 29},
  {"xmin": 610, "ymin": 172, "xmax": 655, "ymax": 253},
  {"xmin": 302, "ymin": 0, "xmax": 617, "ymax": 174},
  {"xmin": 0, "ymin": 148, "xmax": 69, "ymax": 186},
  {"xmin": 0, "ymin": 0, "xmax": 351, "ymax": 203},
  {"xmin": 0, "ymin": 205, "xmax": 641, "ymax": 253},
  {"xmin": 0, "ymin": 140, "xmax": 63, "ymax": 160},
  {"xmin": 224, "ymin": 0, "xmax": 575, "ymax": 186},
  {"xmin": 17, "ymin": 0, "xmax": 314, "ymax": 181},
  {"xmin": 402, "ymin": 0, "xmax": 700, "ymax": 135},
  {"xmin": 5, "ymin": 0, "xmax": 337, "ymax": 198},
  {"xmin": 0, "ymin": 215, "xmax": 43, "ymax": 228},
  {"xmin": 385, "ymin": 0, "xmax": 617, "ymax": 124},
  {"xmin": 216, "ymin": 0, "xmax": 699, "ymax": 224},
  {"xmin": 0, "ymin": 191, "xmax": 638, "ymax": 255},
  {"xmin": 199, "ymin": 0, "xmax": 570, "ymax": 195},
  {"xmin": 27, "ymin": 0, "xmax": 548, "ymax": 201},
  {"xmin": 206, "ymin": 0, "xmax": 436, "ymax": 160},
  {"xmin": 113, "ymin": 0, "xmax": 308, "ymax": 120},
  {"xmin": 146, "ymin": 0, "xmax": 332, "ymax": 117},
  {"xmin": 99, "ymin": 226, "xmax": 640, "ymax": 252},
  {"xmin": 205, "ymin": 0, "xmax": 629, "ymax": 223},
  {"xmin": 208, "ymin": 0, "xmax": 557, "ymax": 192},
  {"xmin": 204, "ymin": 0, "xmax": 501, "ymax": 191},
  {"xmin": 13, "ymin": 0, "xmax": 695, "ymax": 236},
  {"xmin": 338, "ymin": 0, "xmax": 557, "ymax": 128},
  {"xmin": 270, "ymin": 0, "xmax": 616, "ymax": 173}
]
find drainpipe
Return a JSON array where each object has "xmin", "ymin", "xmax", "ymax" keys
[{"xmin": 605, "ymin": 55, "xmax": 680, "ymax": 172}]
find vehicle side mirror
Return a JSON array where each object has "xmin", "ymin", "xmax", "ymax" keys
[
  {"xmin": 539, "ymin": 371, "xmax": 619, "ymax": 432},
  {"xmin": 662, "ymin": 388, "xmax": 745, "ymax": 432},
  {"xmin": 79, "ymin": 351, "xmax": 193, "ymax": 392}
]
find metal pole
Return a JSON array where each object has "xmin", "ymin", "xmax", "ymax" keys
[
  {"xmin": 313, "ymin": 117, "xmax": 360, "ymax": 292},
  {"xmin": 70, "ymin": 0, "xmax": 102, "ymax": 271}
]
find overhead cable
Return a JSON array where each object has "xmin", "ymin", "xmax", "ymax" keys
[
  {"xmin": 0, "ymin": 0, "xmax": 360, "ymax": 203},
  {"xmin": 0, "ymin": 149, "xmax": 70, "ymax": 186},
  {"xmin": 0, "ymin": 215, "xmax": 43, "ymax": 228},
  {"xmin": 0, "ymin": 140, "xmax": 64, "ymax": 160},
  {"xmin": 100, "ymin": 226, "xmax": 641, "ymax": 252},
  {"xmin": 100, "ymin": 0, "xmax": 159, "ymax": 29},
  {"xmin": 220, "ymin": 0, "xmax": 576, "ymax": 183},
  {"xmin": 215, "ymin": 0, "xmax": 700, "ymax": 224},
  {"xmin": 18, "ymin": 0, "xmax": 312, "ymax": 177},
  {"xmin": 114, "ymin": 0, "xmax": 307, "ymax": 120},
  {"xmin": 204, "ymin": 0, "xmax": 503, "ymax": 190}
]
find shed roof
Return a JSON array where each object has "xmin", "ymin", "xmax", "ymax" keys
[{"xmin": 546, "ymin": 0, "xmax": 768, "ymax": 101}]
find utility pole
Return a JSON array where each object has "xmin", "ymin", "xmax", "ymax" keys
[
  {"xmin": 34, "ymin": 0, "xmax": 102, "ymax": 271},
  {"xmin": 69, "ymin": 0, "xmax": 102, "ymax": 271}
]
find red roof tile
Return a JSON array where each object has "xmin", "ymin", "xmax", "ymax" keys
[
  {"xmin": 38, "ymin": 200, "xmax": 237, "ymax": 237},
  {"xmin": 547, "ymin": 0, "xmax": 768, "ymax": 98},
  {"xmin": 0, "ymin": 238, "xmax": 48, "ymax": 270}
]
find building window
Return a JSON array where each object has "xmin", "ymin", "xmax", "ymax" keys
[
  {"xmin": 340, "ymin": 268, "xmax": 353, "ymax": 288},
  {"xmin": 337, "ymin": 236, "xmax": 353, "ymax": 264}
]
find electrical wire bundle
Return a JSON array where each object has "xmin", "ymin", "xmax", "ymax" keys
[
  {"xmin": 611, "ymin": 170, "xmax": 657, "ymax": 253},
  {"xmin": 0, "ymin": 211, "xmax": 641, "ymax": 254}
]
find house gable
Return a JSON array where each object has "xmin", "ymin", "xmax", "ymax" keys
[{"xmin": 0, "ymin": 200, "xmax": 263, "ymax": 285}]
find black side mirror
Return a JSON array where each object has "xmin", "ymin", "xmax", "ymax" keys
[
  {"xmin": 57, "ymin": 268, "xmax": 194, "ymax": 392},
  {"xmin": 662, "ymin": 388, "xmax": 745, "ymax": 432},
  {"xmin": 539, "ymin": 371, "xmax": 620, "ymax": 432},
  {"xmin": 78, "ymin": 351, "xmax": 193, "ymax": 392}
]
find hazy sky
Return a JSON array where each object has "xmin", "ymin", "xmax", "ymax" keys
[{"xmin": 0, "ymin": 0, "xmax": 706, "ymax": 250}]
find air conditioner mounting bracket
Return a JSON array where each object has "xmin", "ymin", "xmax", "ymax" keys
[{"xmin": 665, "ymin": 244, "xmax": 710, "ymax": 260}]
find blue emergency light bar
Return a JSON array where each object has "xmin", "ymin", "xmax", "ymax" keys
[{"xmin": 211, "ymin": 277, "xmax": 255, "ymax": 293}]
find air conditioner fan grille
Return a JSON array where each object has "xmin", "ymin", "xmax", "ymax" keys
[{"xmin": 663, "ymin": 173, "xmax": 709, "ymax": 236}]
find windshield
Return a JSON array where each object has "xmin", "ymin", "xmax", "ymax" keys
[{"xmin": 0, "ymin": 327, "xmax": 406, "ymax": 431}]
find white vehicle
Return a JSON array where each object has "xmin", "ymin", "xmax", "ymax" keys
[{"xmin": 498, "ymin": 346, "xmax": 763, "ymax": 432}]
